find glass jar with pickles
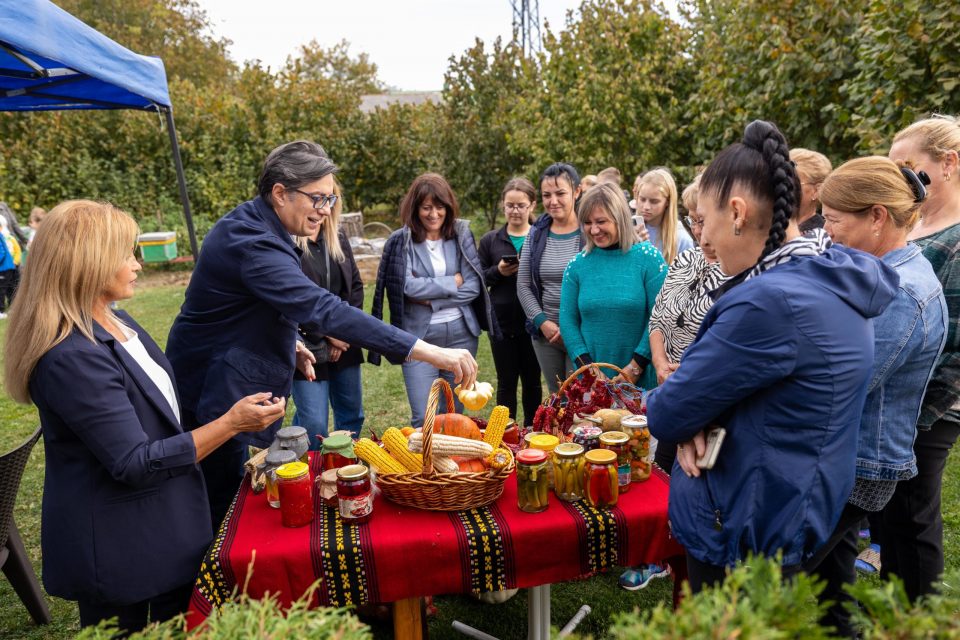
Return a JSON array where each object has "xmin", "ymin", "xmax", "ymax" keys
[
  {"xmin": 529, "ymin": 433, "xmax": 560, "ymax": 488},
  {"xmin": 582, "ymin": 449, "xmax": 619, "ymax": 509},
  {"xmin": 599, "ymin": 431, "xmax": 631, "ymax": 494},
  {"xmin": 516, "ymin": 449, "xmax": 550, "ymax": 513},
  {"xmin": 620, "ymin": 415, "xmax": 652, "ymax": 482},
  {"xmin": 552, "ymin": 443, "xmax": 585, "ymax": 502}
]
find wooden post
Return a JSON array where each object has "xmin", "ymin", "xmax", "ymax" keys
[{"xmin": 392, "ymin": 596, "xmax": 425, "ymax": 639}]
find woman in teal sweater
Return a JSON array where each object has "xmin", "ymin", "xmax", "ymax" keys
[{"xmin": 560, "ymin": 183, "xmax": 667, "ymax": 390}]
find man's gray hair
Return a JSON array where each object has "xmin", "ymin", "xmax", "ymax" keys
[{"xmin": 257, "ymin": 140, "xmax": 338, "ymax": 202}]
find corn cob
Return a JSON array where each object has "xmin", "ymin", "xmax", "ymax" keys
[
  {"xmin": 354, "ymin": 438, "xmax": 406, "ymax": 474},
  {"xmin": 408, "ymin": 432, "xmax": 493, "ymax": 458},
  {"xmin": 382, "ymin": 427, "xmax": 424, "ymax": 472},
  {"xmin": 432, "ymin": 456, "xmax": 461, "ymax": 473},
  {"xmin": 483, "ymin": 405, "xmax": 511, "ymax": 449}
]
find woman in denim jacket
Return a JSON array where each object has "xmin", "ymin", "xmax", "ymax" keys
[{"xmin": 806, "ymin": 157, "xmax": 947, "ymax": 637}]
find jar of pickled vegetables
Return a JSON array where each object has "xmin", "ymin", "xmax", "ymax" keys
[
  {"xmin": 620, "ymin": 415, "xmax": 652, "ymax": 482},
  {"xmin": 552, "ymin": 442, "xmax": 585, "ymax": 502},
  {"xmin": 529, "ymin": 434, "xmax": 560, "ymax": 488},
  {"xmin": 264, "ymin": 449, "xmax": 298, "ymax": 508},
  {"xmin": 571, "ymin": 425, "xmax": 603, "ymax": 451},
  {"xmin": 277, "ymin": 461, "xmax": 314, "ymax": 527},
  {"xmin": 276, "ymin": 426, "xmax": 310, "ymax": 464},
  {"xmin": 320, "ymin": 433, "xmax": 356, "ymax": 471},
  {"xmin": 581, "ymin": 449, "xmax": 619, "ymax": 509},
  {"xmin": 336, "ymin": 464, "xmax": 373, "ymax": 524},
  {"xmin": 599, "ymin": 431, "xmax": 631, "ymax": 494},
  {"xmin": 516, "ymin": 449, "xmax": 550, "ymax": 513}
]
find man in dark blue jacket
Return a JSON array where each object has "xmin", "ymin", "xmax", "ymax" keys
[{"xmin": 167, "ymin": 141, "xmax": 477, "ymax": 524}]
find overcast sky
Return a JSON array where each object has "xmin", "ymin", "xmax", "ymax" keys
[{"xmin": 195, "ymin": 0, "xmax": 585, "ymax": 91}]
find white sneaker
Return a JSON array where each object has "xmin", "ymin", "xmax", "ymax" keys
[{"xmin": 0, "ymin": 312, "xmax": 8, "ymax": 319}]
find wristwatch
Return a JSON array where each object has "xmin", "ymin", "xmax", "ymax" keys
[{"xmin": 625, "ymin": 362, "xmax": 641, "ymax": 379}]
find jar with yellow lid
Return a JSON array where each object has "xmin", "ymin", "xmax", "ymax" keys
[
  {"xmin": 276, "ymin": 461, "xmax": 313, "ymax": 527},
  {"xmin": 599, "ymin": 431, "xmax": 631, "ymax": 494},
  {"xmin": 620, "ymin": 415, "xmax": 652, "ymax": 482},
  {"xmin": 552, "ymin": 442, "xmax": 585, "ymax": 502},
  {"xmin": 529, "ymin": 433, "xmax": 560, "ymax": 488},
  {"xmin": 582, "ymin": 449, "xmax": 618, "ymax": 508},
  {"xmin": 263, "ymin": 449, "xmax": 298, "ymax": 509}
]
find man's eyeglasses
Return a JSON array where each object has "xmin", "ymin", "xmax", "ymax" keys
[
  {"xmin": 505, "ymin": 203, "xmax": 531, "ymax": 211},
  {"xmin": 684, "ymin": 216, "xmax": 704, "ymax": 228},
  {"xmin": 291, "ymin": 188, "xmax": 338, "ymax": 210}
]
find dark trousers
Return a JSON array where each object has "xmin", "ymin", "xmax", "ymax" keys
[
  {"xmin": 687, "ymin": 554, "xmax": 800, "ymax": 594},
  {"xmin": 199, "ymin": 436, "xmax": 247, "ymax": 532},
  {"xmin": 0, "ymin": 268, "xmax": 16, "ymax": 311},
  {"xmin": 654, "ymin": 440, "xmax": 677, "ymax": 476},
  {"xmin": 875, "ymin": 419, "xmax": 960, "ymax": 602},
  {"xmin": 489, "ymin": 332, "xmax": 542, "ymax": 426},
  {"xmin": 803, "ymin": 502, "xmax": 869, "ymax": 638},
  {"xmin": 78, "ymin": 582, "xmax": 192, "ymax": 636}
]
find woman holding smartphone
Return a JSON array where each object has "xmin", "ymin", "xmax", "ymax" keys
[{"xmin": 478, "ymin": 177, "xmax": 542, "ymax": 426}]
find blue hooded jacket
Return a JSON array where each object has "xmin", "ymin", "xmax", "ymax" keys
[{"xmin": 647, "ymin": 246, "xmax": 899, "ymax": 567}]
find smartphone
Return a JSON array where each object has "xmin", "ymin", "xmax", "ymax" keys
[
  {"xmin": 502, "ymin": 254, "xmax": 519, "ymax": 265},
  {"xmin": 632, "ymin": 215, "xmax": 646, "ymax": 229},
  {"xmin": 696, "ymin": 427, "xmax": 726, "ymax": 470}
]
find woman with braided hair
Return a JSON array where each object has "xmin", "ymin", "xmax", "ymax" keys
[{"xmin": 646, "ymin": 120, "xmax": 900, "ymax": 592}]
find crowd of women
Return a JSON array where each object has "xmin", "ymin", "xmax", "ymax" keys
[{"xmin": 4, "ymin": 113, "xmax": 959, "ymax": 636}]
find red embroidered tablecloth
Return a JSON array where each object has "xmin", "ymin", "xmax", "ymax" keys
[{"xmin": 187, "ymin": 454, "xmax": 683, "ymax": 628}]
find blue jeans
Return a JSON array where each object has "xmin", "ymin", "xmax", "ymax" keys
[
  {"xmin": 402, "ymin": 316, "xmax": 479, "ymax": 428},
  {"xmin": 291, "ymin": 364, "xmax": 365, "ymax": 449}
]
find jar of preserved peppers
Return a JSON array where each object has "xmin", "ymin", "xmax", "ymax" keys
[
  {"xmin": 336, "ymin": 464, "xmax": 373, "ymax": 524},
  {"xmin": 620, "ymin": 415, "xmax": 652, "ymax": 482},
  {"xmin": 264, "ymin": 449, "xmax": 298, "ymax": 509},
  {"xmin": 529, "ymin": 433, "xmax": 560, "ymax": 488},
  {"xmin": 571, "ymin": 425, "xmax": 603, "ymax": 451},
  {"xmin": 552, "ymin": 442, "xmax": 585, "ymax": 502},
  {"xmin": 276, "ymin": 426, "xmax": 310, "ymax": 465},
  {"xmin": 276, "ymin": 461, "xmax": 314, "ymax": 527},
  {"xmin": 320, "ymin": 433, "xmax": 356, "ymax": 471},
  {"xmin": 599, "ymin": 431, "xmax": 631, "ymax": 494},
  {"xmin": 516, "ymin": 449, "xmax": 550, "ymax": 513},
  {"xmin": 582, "ymin": 449, "xmax": 619, "ymax": 509}
]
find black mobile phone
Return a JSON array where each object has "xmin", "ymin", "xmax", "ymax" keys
[{"xmin": 502, "ymin": 254, "xmax": 519, "ymax": 265}]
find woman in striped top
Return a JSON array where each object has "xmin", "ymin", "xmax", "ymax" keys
[{"xmin": 517, "ymin": 163, "xmax": 583, "ymax": 393}]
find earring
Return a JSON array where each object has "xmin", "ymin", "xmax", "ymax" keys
[
  {"xmin": 947, "ymin": 174, "xmax": 952, "ymax": 182},
  {"xmin": 734, "ymin": 225, "xmax": 741, "ymax": 236},
  {"xmin": 875, "ymin": 231, "xmax": 880, "ymax": 237}
]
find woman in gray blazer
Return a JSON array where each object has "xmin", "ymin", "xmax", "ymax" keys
[{"xmin": 371, "ymin": 173, "xmax": 497, "ymax": 427}]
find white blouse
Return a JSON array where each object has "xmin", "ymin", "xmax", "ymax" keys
[
  {"xmin": 424, "ymin": 238, "xmax": 463, "ymax": 325},
  {"xmin": 118, "ymin": 324, "xmax": 181, "ymax": 423}
]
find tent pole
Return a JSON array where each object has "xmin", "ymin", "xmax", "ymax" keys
[{"xmin": 163, "ymin": 107, "xmax": 199, "ymax": 260}]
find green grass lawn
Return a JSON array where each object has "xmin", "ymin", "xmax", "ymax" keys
[{"xmin": 1, "ymin": 282, "xmax": 958, "ymax": 638}]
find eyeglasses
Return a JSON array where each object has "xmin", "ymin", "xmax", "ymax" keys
[
  {"xmin": 291, "ymin": 188, "xmax": 338, "ymax": 210},
  {"xmin": 684, "ymin": 216, "xmax": 704, "ymax": 228},
  {"xmin": 505, "ymin": 203, "xmax": 531, "ymax": 211}
]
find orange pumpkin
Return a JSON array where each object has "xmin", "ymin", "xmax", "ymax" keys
[
  {"xmin": 433, "ymin": 414, "xmax": 482, "ymax": 440},
  {"xmin": 400, "ymin": 426, "xmax": 415, "ymax": 437},
  {"xmin": 453, "ymin": 456, "xmax": 488, "ymax": 472}
]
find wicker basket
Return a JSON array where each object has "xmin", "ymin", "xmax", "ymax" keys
[
  {"xmin": 537, "ymin": 362, "xmax": 638, "ymax": 440},
  {"xmin": 376, "ymin": 378, "xmax": 515, "ymax": 511}
]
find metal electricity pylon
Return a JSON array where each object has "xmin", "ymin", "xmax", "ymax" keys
[{"xmin": 510, "ymin": 0, "xmax": 542, "ymax": 55}]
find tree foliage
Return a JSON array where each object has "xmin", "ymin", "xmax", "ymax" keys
[{"xmin": 2, "ymin": 0, "xmax": 960, "ymax": 250}]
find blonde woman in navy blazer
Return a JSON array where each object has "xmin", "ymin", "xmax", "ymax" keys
[{"xmin": 3, "ymin": 201, "xmax": 286, "ymax": 634}]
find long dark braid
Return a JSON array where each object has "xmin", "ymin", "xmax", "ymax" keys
[{"xmin": 742, "ymin": 121, "xmax": 799, "ymax": 259}]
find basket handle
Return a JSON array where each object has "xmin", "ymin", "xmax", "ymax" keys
[
  {"xmin": 420, "ymin": 378, "xmax": 456, "ymax": 477},
  {"xmin": 557, "ymin": 362, "xmax": 627, "ymax": 397}
]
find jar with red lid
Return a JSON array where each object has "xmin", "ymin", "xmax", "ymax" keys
[
  {"xmin": 516, "ymin": 449, "xmax": 549, "ymax": 513},
  {"xmin": 336, "ymin": 464, "xmax": 373, "ymax": 523},
  {"xmin": 320, "ymin": 433, "xmax": 356, "ymax": 471},
  {"xmin": 599, "ymin": 431, "xmax": 631, "ymax": 494},
  {"xmin": 277, "ymin": 461, "xmax": 314, "ymax": 527},
  {"xmin": 581, "ymin": 448, "xmax": 619, "ymax": 509}
]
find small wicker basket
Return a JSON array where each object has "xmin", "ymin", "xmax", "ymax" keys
[{"xmin": 376, "ymin": 378, "xmax": 514, "ymax": 511}]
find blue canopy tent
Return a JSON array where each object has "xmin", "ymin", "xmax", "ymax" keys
[{"xmin": 0, "ymin": 0, "xmax": 199, "ymax": 258}]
